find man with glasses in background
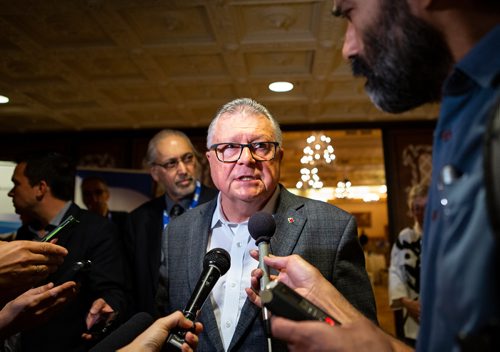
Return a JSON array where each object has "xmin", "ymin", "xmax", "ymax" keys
[
  {"xmin": 157, "ymin": 98, "xmax": 376, "ymax": 351},
  {"xmin": 125, "ymin": 129, "xmax": 217, "ymax": 317}
]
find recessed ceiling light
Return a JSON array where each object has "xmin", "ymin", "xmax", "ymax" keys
[
  {"xmin": 0, "ymin": 95, "xmax": 9, "ymax": 104},
  {"xmin": 268, "ymin": 81, "xmax": 294, "ymax": 92}
]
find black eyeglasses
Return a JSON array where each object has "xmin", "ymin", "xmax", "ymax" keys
[
  {"xmin": 209, "ymin": 142, "xmax": 279, "ymax": 163},
  {"xmin": 152, "ymin": 152, "xmax": 195, "ymax": 170}
]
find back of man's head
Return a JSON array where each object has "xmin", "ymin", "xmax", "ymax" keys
[{"xmin": 18, "ymin": 152, "xmax": 76, "ymax": 201}]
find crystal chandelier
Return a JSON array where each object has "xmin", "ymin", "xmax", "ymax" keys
[
  {"xmin": 335, "ymin": 178, "xmax": 352, "ymax": 198},
  {"xmin": 296, "ymin": 134, "xmax": 335, "ymax": 189}
]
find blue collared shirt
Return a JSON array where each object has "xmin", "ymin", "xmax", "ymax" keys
[{"xmin": 418, "ymin": 25, "xmax": 500, "ymax": 352}]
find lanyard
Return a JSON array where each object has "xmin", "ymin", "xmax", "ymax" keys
[{"xmin": 162, "ymin": 180, "xmax": 202, "ymax": 229}]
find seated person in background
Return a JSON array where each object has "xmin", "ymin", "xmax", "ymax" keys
[
  {"xmin": 125, "ymin": 129, "xmax": 217, "ymax": 317},
  {"xmin": 158, "ymin": 98, "xmax": 376, "ymax": 351},
  {"xmin": 388, "ymin": 183, "xmax": 428, "ymax": 346},
  {"xmin": 81, "ymin": 176, "xmax": 129, "ymax": 234},
  {"xmin": 8, "ymin": 152, "xmax": 128, "ymax": 352}
]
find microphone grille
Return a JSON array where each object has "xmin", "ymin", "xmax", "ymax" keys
[
  {"xmin": 248, "ymin": 211, "xmax": 276, "ymax": 243},
  {"xmin": 204, "ymin": 248, "xmax": 231, "ymax": 275}
]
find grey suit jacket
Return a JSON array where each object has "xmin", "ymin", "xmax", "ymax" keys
[{"xmin": 159, "ymin": 186, "xmax": 376, "ymax": 352}]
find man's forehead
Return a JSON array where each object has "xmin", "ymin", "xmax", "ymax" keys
[
  {"xmin": 82, "ymin": 184, "xmax": 107, "ymax": 191},
  {"xmin": 157, "ymin": 137, "xmax": 193, "ymax": 153}
]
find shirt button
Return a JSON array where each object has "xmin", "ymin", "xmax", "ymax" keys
[
  {"xmin": 236, "ymin": 241, "xmax": 242, "ymax": 247},
  {"xmin": 230, "ymin": 282, "xmax": 236, "ymax": 288},
  {"xmin": 225, "ymin": 321, "xmax": 231, "ymax": 328}
]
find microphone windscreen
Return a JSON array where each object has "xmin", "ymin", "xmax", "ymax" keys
[
  {"xmin": 89, "ymin": 312, "xmax": 154, "ymax": 352},
  {"xmin": 203, "ymin": 247, "xmax": 231, "ymax": 275},
  {"xmin": 248, "ymin": 212, "xmax": 276, "ymax": 243}
]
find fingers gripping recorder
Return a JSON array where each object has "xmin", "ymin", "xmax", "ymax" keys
[
  {"xmin": 166, "ymin": 248, "xmax": 231, "ymax": 350},
  {"xmin": 261, "ymin": 281, "xmax": 341, "ymax": 326},
  {"xmin": 248, "ymin": 212, "xmax": 341, "ymax": 329}
]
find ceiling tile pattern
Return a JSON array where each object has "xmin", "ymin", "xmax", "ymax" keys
[{"xmin": 0, "ymin": 0, "xmax": 439, "ymax": 133}]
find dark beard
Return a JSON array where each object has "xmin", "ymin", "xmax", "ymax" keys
[{"xmin": 350, "ymin": 0, "xmax": 453, "ymax": 113}]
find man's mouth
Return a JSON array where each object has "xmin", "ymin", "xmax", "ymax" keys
[
  {"xmin": 238, "ymin": 176, "xmax": 257, "ymax": 181},
  {"xmin": 177, "ymin": 178, "xmax": 193, "ymax": 186}
]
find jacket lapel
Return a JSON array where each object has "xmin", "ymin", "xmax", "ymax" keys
[
  {"xmin": 150, "ymin": 198, "xmax": 165, "ymax": 293},
  {"xmin": 271, "ymin": 187, "xmax": 306, "ymax": 257},
  {"xmin": 186, "ymin": 200, "xmax": 226, "ymax": 351}
]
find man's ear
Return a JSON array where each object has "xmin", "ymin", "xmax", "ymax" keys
[
  {"xmin": 35, "ymin": 180, "xmax": 48, "ymax": 200},
  {"xmin": 278, "ymin": 148, "xmax": 284, "ymax": 162},
  {"xmin": 150, "ymin": 167, "xmax": 160, "ymax": 183}
]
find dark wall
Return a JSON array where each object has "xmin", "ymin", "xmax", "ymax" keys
[
  {"xmin": 2, "ymin": 128, "xmax": 209, "ymax": 169},
  {"xmin": 383, "ymin": 126, "xmax": 434, "ymax": 244}
]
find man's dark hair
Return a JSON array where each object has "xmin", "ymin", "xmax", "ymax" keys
[
  {"xmin": 81, "ymin": 175, "xmax": 109, "ymax": 188},
  {"xmin": 18, "ymin": 152, "xmax": 76, "ymax": 201}
]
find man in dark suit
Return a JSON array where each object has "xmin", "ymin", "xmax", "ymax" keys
[
  {"xmin": 80, "ymin": 175, "xmax": 129, "ymax": 235},
  {"xmin": 158, "ymin": 98, "xmax": 376, "ymax": 351},
  {"xmin": 9, "ymin": 152, "xmax": 127, "ymax": 352},
  {"xmin": 125, "ymin": 129, "xmax": 217, "ymax": 317}
]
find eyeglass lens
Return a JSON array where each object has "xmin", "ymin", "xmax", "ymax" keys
[
  {"xmin": 213, "ymin": 142, "xmax": 276, "ymax": 162},
  {"xmin": 156, "ymin": 153, "xmax": 194, "ymax": 169}
]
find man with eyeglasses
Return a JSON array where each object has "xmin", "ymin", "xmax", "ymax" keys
[
  {"xmin": 157, "ymin": 98, "xmax": 376, "ymax": 351},
  {"xmin": 124, "ymin": 129, "xmax": 217, "ymax": 317}
]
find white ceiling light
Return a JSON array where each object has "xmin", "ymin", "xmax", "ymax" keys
[
  {"xmin": 268, "ymin": 81, "xmax": 294, "ymax": 92},
  {"xmin": 0, "ymin": 95, "xmax": 9, "ymax": 104}
]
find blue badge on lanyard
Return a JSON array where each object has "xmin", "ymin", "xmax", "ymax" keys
[{"xmin": 163, "ymin": 180, "xmax": 202, "ymax": 229}]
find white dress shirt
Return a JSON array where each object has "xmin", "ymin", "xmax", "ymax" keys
[{"xmin": 208, "ymin": 188, "xmax": 279, "ymax": 350}]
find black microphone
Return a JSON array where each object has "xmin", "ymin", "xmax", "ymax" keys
[
  {"xmin": 248, "ymin": 211, "xmax": 276, "ymax": 343},
  {"xmin": 167, "ymin": 248, "xmax": 231, "ymax": 349},
  {"xmin": 248, "ymin": 211, "xmax": 276, "ymax": 290},
  {"xmin": 89, "ymin": 312, "xmax": 154, "ymax": 352}
]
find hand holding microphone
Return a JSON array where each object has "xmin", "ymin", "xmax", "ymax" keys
[{"xmin": 166, "ymin": 248, "xmax": 231, "ymax": 350}]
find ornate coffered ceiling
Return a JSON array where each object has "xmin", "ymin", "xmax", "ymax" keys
[{"xmin": 0, "ymin": 0, "xmax": 439, "ymax": 133}]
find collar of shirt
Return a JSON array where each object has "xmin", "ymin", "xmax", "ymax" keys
[
  {"xmin": 52, "ymin": 201, "xmax": 72, "ymax": 226},
  {"xmin": 210, "ymin": 185, "xmax": 281, "ymax": 229},
  {"xmin": 164, "ymin": 191, "xmax": 195, "ymax": 214},
  {"xmin": 28, "ymin": 201, "xmax": 72, "ymax": 240},
  {"xmin": 444, "ymin": 25, "xmax": 500, "ymax": 96}
]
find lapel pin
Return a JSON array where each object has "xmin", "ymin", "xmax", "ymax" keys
[{"xmin": 287, "ymin": 217, "xmax": 295, "ymax": 224}]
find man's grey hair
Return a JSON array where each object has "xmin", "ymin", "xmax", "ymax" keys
[
  {"xmin": 145, "ymin": 129, "xmax": 198, "ymax": 165},
  {"xmin": 206, "ymin": 98, "xmax": 283, "ymax": 148}
]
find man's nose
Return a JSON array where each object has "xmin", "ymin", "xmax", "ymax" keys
[
  {"xmin": 176, "ymin": 160, "xmax": 188, "ymax": 173},
  {"xmin": 238, "ymin": 145, "xmax": 256, "ymax": 164},
  {"xmin": 342, "ymin": 22, "xmax": 361, "ymax": 60}
]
